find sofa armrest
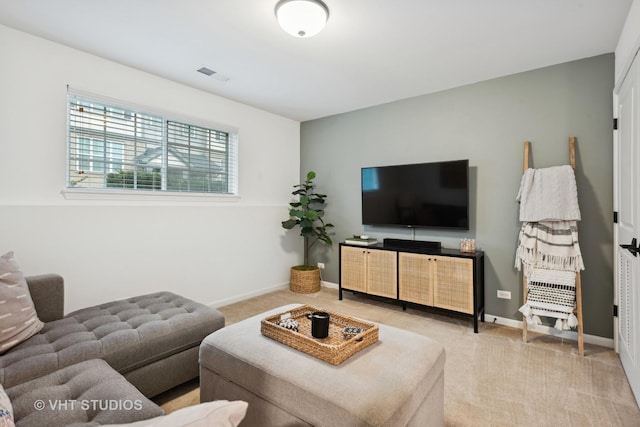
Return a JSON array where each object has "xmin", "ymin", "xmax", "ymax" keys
[{"xmin": 25, "ymin": 274, "xmax": 64, "ymax": 322}]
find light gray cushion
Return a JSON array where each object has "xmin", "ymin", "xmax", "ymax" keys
[
  {"xmin": 0, "ymin": 292, "xmax": 224, "ymax": 389},
  {"xmin": 0, "ymin": 252, "xmax": 44, "ymax": 354},
  {"xmin": 6, "ymin": 359, "xmax": 163, "ymax": 427},
  {"xmin": 200, "ymin": 304, "xmax": 446, "ymax": 427}
]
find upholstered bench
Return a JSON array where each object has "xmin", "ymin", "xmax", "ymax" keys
[{"xmin": 200, "ymin": 304, "xmax": 445, "ymax": 427}]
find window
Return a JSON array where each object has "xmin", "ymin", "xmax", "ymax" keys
[
  {"xmin": 77, "ymin": 138, "xmax": 123, "ymax": 174},
  {"xmin": 67, "ymin": 93, "xmax": 238, "ymax": 195}
]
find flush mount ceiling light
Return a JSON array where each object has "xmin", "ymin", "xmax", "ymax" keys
[{"xmin": 275, "ymin": 0, "xmax": 329, "ymax": 38}]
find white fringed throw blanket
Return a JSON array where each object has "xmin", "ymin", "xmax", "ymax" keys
[
  {"xmin": 516, "ymin": 165, "xmax": 581, "ymax": 222},
  {"xmin": 519, "ymin": 268, "xmax": 578, "ymax": 331},
  {"xmin": 515, "ymin": 221, "xmax": 584, "ymax": 277}
]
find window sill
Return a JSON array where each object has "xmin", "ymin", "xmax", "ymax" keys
[{"xmin": 61, "ymin": 187, "xmax": 241, "ymax": 203}]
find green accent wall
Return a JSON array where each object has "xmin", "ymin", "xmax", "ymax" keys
[{"xmin": 301, "ymin": 54, "xmax": 614, "ymax": 338}]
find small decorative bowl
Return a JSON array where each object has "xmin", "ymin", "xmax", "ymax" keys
[{"xmin": 343, "ymin": 326, "xmax": 363, "ymax": 338}]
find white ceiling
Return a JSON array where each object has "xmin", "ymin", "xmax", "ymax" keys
[{"xmin": 0, "ymin": 0, "xmax": 632, "ymax": 122}]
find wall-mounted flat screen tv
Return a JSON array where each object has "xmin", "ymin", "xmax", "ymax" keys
[{"xmin": 361, "ymin": 159, "xmax": 469, "ymax": 230}]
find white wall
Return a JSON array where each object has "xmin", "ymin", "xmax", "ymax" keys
[
  {"xmin": 0, "ymin": 25, "xmax": 302, "ymax": 312},
  {"xmin": 616, "ymin": 0, "xmax": 640, "ymax": 86}
]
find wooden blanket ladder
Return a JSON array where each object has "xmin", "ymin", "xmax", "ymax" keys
[{"xmin": 522, "ymin": 137, "xmax": 584, "ymax": 356}]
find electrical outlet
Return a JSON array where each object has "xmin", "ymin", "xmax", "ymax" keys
[
  {"xmin": 317, "ymin": 262, "xmax": 325, "ymax": 269},
  {"xmin": 497, "ymin": 290, "xmax": 511, "ymax": 300}
]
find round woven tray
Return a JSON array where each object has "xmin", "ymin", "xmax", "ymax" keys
[{"xmin": 289, "ymin": 266, "xmax": 320, "ymax": 293}]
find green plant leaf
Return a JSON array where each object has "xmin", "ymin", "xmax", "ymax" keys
[
  {"xmin": 290, "ymin": 209, "xmax": 304, "ymax": 218},
  {"xmin": 306, "ymin": 171, "xmax": 316, "ymax": 181},
  {"xmin": 282, "ymin": 219, "xmax": 297, "ymax": 229},
  {"xmin": 305, "ymin": 210, "xmax": 318, "ymax": 220},
  {"xmin": 319, "ymin": 236, "xmax": 333, "ymax": 246}
]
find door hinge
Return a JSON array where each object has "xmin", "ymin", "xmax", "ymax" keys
[
  {"xmin": 613, "ymin": 304, "xmax": 618, "ymax": 317},
  {"xmin": 614, "ymin": 211, "xmax": 619, "ymax": 224},
  {"xmin": 614, "ymin": 118, "xmax": 618, "ymax": 130}
]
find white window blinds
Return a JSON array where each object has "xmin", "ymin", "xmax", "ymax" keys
[{"xmin": 67, "ymin": 93, "xmax": 238, "ymax": 195}]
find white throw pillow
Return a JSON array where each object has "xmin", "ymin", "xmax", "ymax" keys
[
  {"xmin": 100, "ymin": 400, "xmax": 248, "ymax": 427},
  {"xmin": 0, "ymin": 252, "xmax": 44, "ymax": 353},
  {"xmin": 0, "ymin": 383, "xmax": 15, "ymax": 427}
]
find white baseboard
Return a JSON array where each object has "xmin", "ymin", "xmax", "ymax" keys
[
  {"xmin": 209, "ymin": 281, "xmax": 338, "ymax": 309},
  {"xmin": 484, "ymin": 313, "xmax": 614, "ymax": 349},
  {"xmin": 321, "ymin": 280, "xmax": 339, "ymax": 289},
  {"xmin": 208, "ymin": 282, "xmax": 289, "ymax": 308}
]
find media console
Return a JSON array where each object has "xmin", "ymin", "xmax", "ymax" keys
[{"xmin": 339, "ymin": 239, "xmax": 485, "ymax": 332}]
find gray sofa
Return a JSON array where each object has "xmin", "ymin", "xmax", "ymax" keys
[{"xmin": 1, "ymin": 274, "xmax": 225, "ymax": 426}]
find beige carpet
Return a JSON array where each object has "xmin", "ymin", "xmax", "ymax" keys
[{"xmin": 153, "ymin": 287, "xmax": 640, "ymax": 426}]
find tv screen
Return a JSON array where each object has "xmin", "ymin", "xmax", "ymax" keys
[{"xmin": 361, "ymin": 159, "xmax": 469, "ymax": 230}]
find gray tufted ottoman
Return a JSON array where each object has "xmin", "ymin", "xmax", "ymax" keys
[
  {"xmin": 6, "ymin": 359, "xmax": 164, "ymax": 427},
  {"xmin": 200, "ymin": 304, "xmax": 445, "ymax": 427},
  {"xmin": 0, "ymin": 290, "xmax": 225, "ymax": 397}
]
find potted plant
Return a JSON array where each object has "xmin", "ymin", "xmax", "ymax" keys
[{"xmin": 282, "ymin": 171, "xmax": 334, "ymax": 293}]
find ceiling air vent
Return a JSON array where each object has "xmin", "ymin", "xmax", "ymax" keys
[
  {"xmin": 197, "ymin": 67, "xmax": 230, "ymax": 82},
  {"xmin": 197, "ymin": 66, "xmax": 216, "ymax": 76}
]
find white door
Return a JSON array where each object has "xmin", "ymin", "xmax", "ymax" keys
[{"xmin": 615, "ymin": 52, "xmax": 640, "ymax": 407}]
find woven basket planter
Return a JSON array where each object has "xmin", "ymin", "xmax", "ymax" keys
[{"xmin": 289, "ymin": 266, "xmax": 321, "ymax": 293}]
